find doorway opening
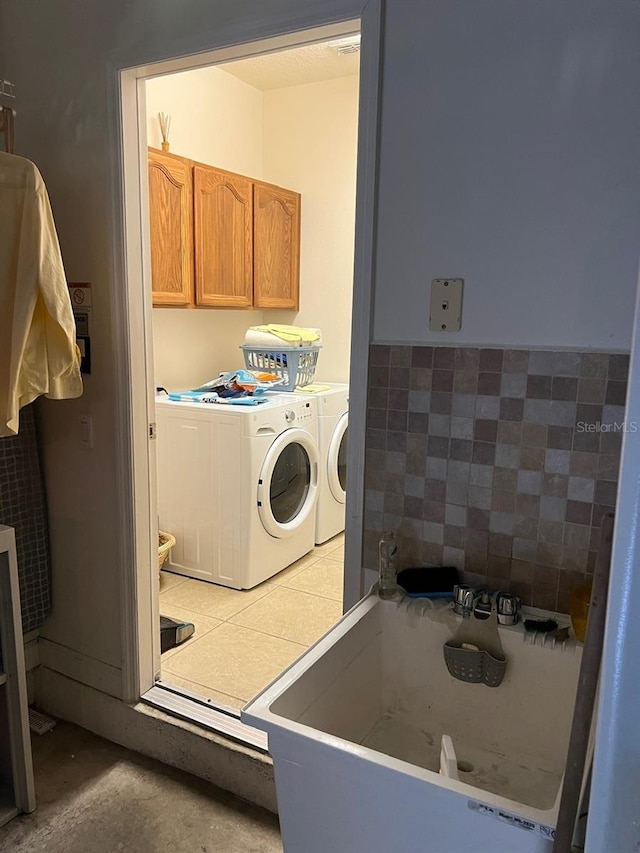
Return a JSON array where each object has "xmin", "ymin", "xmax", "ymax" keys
[{"xmin": 117, "ymin": 14, "xmax": 379, "ymax": 743}]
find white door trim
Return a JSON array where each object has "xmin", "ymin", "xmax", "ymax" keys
[
  {"xmin": 108, "ymin": 0, "xmax": 383, "ymax": 706},
  {"xmin": 343, "ymin": 0, "xmax": 383, "ymax": 609},
  {"xmin": 586, "ymin": 262, "xmax": 640, "ymax": 850}
]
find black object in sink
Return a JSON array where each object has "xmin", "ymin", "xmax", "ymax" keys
[{"xmin": 397, "ymin": 566, "xmax": 460, "ymax": 598}]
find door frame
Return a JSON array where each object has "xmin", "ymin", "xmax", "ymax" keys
[{"xmin": 107, "ymin": 1, "xmax": 384, "ymax": 705}]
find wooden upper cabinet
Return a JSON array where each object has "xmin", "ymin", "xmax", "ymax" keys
[
  {"xmin": 193, "ymin": 164, "xmax": 253, "ymax": 308},
  {"xmin": 253, "ymin": 181, "xmax": 301, "ymax": 310},
  {"xmin": 148, "ymin": 149, "xmax": 194, "ymax": 306}
]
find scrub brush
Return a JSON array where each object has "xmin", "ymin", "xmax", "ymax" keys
[
  {"xmin": 523, "ymin": 618, "xmax": 558, "ymax": 633},
  {"xmin": 548, "ymin": 625, "xmax": 571, "ymax": 649},
  {"xmin": 523, "ymin": 618, "xmax": 559, "ymax": 647}
]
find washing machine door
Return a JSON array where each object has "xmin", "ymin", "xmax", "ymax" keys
[
  {"xmin": 257, "ymin": 428, "xmax": 319, "ymax": 538},
  {"xmin": 327, "ymin": 412, "xmax": 348, "ymax": 503}
]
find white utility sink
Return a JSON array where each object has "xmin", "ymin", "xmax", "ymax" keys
[{"xmin": 243, "ymin": 593, "xmax": 581, "ymax": 853}]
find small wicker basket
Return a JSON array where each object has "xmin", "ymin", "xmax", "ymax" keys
[{"xmin": 158, "ymin": 531, "xmax": 176, "ymax": 572}]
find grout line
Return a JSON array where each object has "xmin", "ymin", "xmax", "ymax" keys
[
  {"xmin": 161, "ymin": 669, "xmax": 247, "ymax": 706},
  {"xmin": 159, "ymin": 549, "xmax": 346, "ymax": 691},
  {"xmin": 278, "ymin": 580, "xmax": 343, "ymax": 602},
  {"xmin": 159, "ymin": 622, "xmax": 221, "ymax": 659},
  {"xmin": 229, "ymin": 610, "xmax": 340, "ymax": 647},
  {"xmin": 159, "ymin": 582, "xmax": 278, "ymax": 622},
  {"xmin": 223, "ymin": 616, "xmax": 318, "ymax": 649},
  {"xmin": 160, "ymin": 620, "xmax": 226, "ymax": 661},
  {"xmin": 159, "ymin": 572, "xmax": 189, "ymax": 588},
  {"xmin": 213, "ymin": 584, "xmax": 282, "ymax": 623}
]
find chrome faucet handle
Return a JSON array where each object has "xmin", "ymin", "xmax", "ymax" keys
[
  {"xmin": 473, "ymin": 588, "xmax": 492, "ymax": 620},
  {"xmin": 495, "ymin": 591, "xmax": 521, "ymax": 625},
  {"xmin": 453, "ymin": 584, "xmax": 475, "ymax": 617}
]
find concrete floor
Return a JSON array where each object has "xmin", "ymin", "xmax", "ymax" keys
[{"xmin": 0, "ymin": 721, "xmax": 283, "ymax": 853}]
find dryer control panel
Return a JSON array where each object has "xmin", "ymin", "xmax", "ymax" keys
[
  {"xmin": 285, "ymin": 400, "xmax": 315, "ymax": 424},
  {"xmin": 244, "ymin": 397, "xmax": 318, "ymax": 437}
]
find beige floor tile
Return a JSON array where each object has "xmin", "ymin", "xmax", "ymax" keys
[
  {"xmin": 159, "ymin": 570, "xmax": 188, "ymax": 593},
  {"xmin": 269, "ymin": 551, "xmax": 321, "ymax": 586},
  {"xmin": 311, "ymin": 532, "xmax": 345, "ymax": 557},
  {"xmin": 159, "ymin": 670, "xmax": 245, "ymax": 710},
  {"xmin": 159, "ymin": 605, "xmax": 221, "ymax": 660},
  {"xmin": 164, "ymin": 623, "xmax": 305, "ymax": 702},
  {"xmin": 160, "ymin": 577, "xmax": 275, "ymax": 620},
  {"xmin": 281, "ymin": 557, "xmax": 344, "ymax": 602},
  {"xmin": 323, "ymin": 547, "xmax": 344, "ymax": 563},
  {"xmin": 311, "ymin": 543, "xmax": 337, "ymax": 557},
  {"xmin": 230, "ymin": 586, "xmax": 342, "ymax": 646}
]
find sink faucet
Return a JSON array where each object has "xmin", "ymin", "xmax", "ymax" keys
[
  {"xmin": 453, "ymin": 585, "xmax": 520, "ymax": 624},
  {"xmin": 495, "ymin": 591, "xmax": 521, "ymax": 625},
  {"xmin": 453, "ymin": 584, "xmax": 485, "ymax": 618}
]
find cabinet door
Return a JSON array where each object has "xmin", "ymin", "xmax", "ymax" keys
[
  {"xmin": 194, "ymin": 165, "xmax": 253, "ymax": 308},
  {"xmin": 148, "ymin": 150, "xmax": 194, "ymax": 306},
  {"xmin": 253, "ymin": 182, "xmax": 301, "ymax": 310}
]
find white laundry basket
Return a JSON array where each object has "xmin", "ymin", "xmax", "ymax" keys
[{"xmin": 240, "ymin": 345, "xmax": 321, "ymax": 391}]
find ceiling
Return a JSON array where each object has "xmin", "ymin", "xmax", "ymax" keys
[{"xmin": 219, "ymin": 39, "xmax": 360, "ymax": 91}]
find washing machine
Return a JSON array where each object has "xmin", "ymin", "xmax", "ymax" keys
[
  {"xmin": 155, "ymin": 395, "xmax": 319, "ymax": 589},
  {"xmin": 284, "ymin": 384, "xmax": 348, "ymax": 544}
]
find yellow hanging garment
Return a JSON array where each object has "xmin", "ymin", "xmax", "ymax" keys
[{"xmin": 0, "ymin": 153, "xmax": 82, "ymax": 436}]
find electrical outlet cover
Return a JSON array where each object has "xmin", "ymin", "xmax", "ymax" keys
[{"xmin": 429, "ymin": 278, "xmax": 463, "ymax": 331}]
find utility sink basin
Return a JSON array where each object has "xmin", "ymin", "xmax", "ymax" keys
[{"xmin": 243, "ymin": 593, "xmax": 581, "ymax": 852}]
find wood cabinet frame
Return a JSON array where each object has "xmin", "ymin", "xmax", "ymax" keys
[{"xmin": 148, "ymin": 149, "xmax": 300, "ymax": 310}]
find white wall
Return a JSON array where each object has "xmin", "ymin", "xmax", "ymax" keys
[
  {"xmin": 374, "ymin": 0, "xmax": 640, "ymax": 350},
  {"xmin": 146, "ymin": 65, "xmax": 264, "ymax": 176},
  {"xmin": 263, "ymin": 75, "xmax": 359, "ymax": 383},
  {"xmin": 146, "ymin": 66, "xmax": 265, "ymax": 389},
  {"xmin": 2, "ymin": 0, "xmax": 639, "ymax": 693}
]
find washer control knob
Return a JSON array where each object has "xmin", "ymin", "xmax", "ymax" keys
[{"xmin": 285, "ymin": 410, "xmax": 296, "ymax": 423}]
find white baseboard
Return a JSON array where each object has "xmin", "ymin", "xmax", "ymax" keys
[
  {"xmin": 37, "ymin": 638, "xmax": 122, "ymax": 698},
  {"xmin": 35, "ymin": 667, "xmax": 277, "ymax": 814}
]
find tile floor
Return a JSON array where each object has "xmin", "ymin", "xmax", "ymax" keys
[{"xmin": 159, "ymin": 533, "xmax": 345, "ymax": 709}]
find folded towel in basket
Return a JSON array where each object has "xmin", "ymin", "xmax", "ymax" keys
[{"xmin": 245, "ymin": 324, "xmax": 322, "ymax": 347}]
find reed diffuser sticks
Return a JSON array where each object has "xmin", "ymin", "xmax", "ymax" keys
[{"xmin": 158, "ymin": 112, "xmax": 171, "ymax": 152}]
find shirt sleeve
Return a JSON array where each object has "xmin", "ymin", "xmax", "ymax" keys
[{"xmin": 4, "ymin": 177, "xmax": 82, "ymax": 436}]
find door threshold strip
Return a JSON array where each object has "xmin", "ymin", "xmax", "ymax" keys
[{"xmin": 143, "ymin": 682, "xmax": 268, "ymax": 752}]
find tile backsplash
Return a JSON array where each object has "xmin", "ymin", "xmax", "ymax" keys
[{"xmin": 364, "ymin": 345, "xmax": 629, "ymax": 612}]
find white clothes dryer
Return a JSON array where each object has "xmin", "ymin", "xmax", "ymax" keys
[
  {"xmin": 155, "ymin": 395, "xmax": 319, "ymax": 589},
  {"xmin": 285, "ymin": 384, "xmax": 348, "ymax": 544}
]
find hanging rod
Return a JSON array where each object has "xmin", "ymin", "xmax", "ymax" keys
[{"xmin": 0, "ymin": 80, "xmax": 16, "ymax": 100}]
